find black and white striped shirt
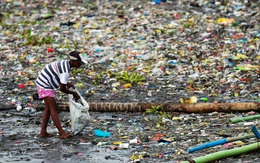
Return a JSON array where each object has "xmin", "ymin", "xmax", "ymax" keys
[{"xmin": 35, "ymin": 60, "xmax": 71, "ymax": 90}]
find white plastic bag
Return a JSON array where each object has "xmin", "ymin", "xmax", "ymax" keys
[{"xmin": 69, "ymin": 88, "xmax": 91, "ymax": 135}]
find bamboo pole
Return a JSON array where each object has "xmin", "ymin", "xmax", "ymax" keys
[
  {"xmin": 230, "ymin": 114, "xmax": 260, "ymax": 123},
  {"xmin": 181, "ymin": 142, "xmax": 260, "ymax": 163},
  {"xmin": 1, "ymin": 102, "xmax": 260, "ymax": 113}
]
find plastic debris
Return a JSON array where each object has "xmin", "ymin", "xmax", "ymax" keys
[
  {"xmin": 0, "ymin": 0, "xmax": 260, "ymax": 163},
  {"xmin": 94, "ymin": 129, "xmax": 110, "ymax": 137}
]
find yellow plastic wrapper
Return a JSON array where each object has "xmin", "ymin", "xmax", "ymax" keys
[
  {"xmin": 235, "ymin": 53, "xmax": 248, "ymax": 60},
  {"xmin": 76, "ymin": 83, "xmax": 84, "ymax": 87},
  {"xmin": 234, "ymin": 141, "xmax": 245, "ymax": 146},
  {"xmin": 124, "ymin": 83, "xmax": 132, "ymax": 88},
  {"xmin": 180, "ymin": 96, "xmax": 198, "ymax": 104},
  {"xmin": 131, "ymin": 155, "xmax": 138, "ymax": 161},
  {"xmin": 73, "ymin": 23, "xmax": 79, "ymax": 28},
  {"xmin": 216, "ymin": 18, "xmax": 235, "ymax": 24},
  {"xmin": 113, "ymin": 141, "xmax": 121, "ymax": 145}
]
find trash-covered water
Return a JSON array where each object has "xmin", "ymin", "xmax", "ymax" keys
[{"xmin": 0, "ymin": 0, "xmax": 260, "ymax": 162}]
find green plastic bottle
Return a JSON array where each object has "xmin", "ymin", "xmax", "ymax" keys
[{"xmin": 200, "ymin": 97, "xmax": 208, "ymax": 102}]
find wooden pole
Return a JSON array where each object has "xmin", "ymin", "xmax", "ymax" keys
[
  {"xmin": 1, "ymin": 102, "xmax": 260, "ymax": 113},
  {"xmin": 89, "ymin": 102, "xmax": 260, "ymax": 113}
]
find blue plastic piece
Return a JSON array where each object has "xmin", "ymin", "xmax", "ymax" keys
[
  {"xmin": 188, "ymin": 138, "xmax": 227, "ymax": 153},
  {"xmin": 94, "ymin": 129, "xmax": 110, "ymax": 137},
  {"xmin": 252, "ymin": 126, "xmax": 260, "ymax": 139},
  {"xmin": 154, "ymin": 0, "xmax": 162, "ymax": 4}
]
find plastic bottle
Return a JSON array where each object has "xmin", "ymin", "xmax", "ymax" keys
[
  {"xmin": 16, "ymin": 105, "xmax": 22, "ymax": 112},
  {"xmin": 129, "ymin": 138, "xmax": 138, "ymax": 144},
  {"xmin": 234, "ymin": 64, "xmax": 260, "ymax": 71},
  {"xmin": 200, "ymin": 97, "xmax": 208, "ymax": 102},
  {"xmin": 119, "ymin": 143, "xmax": 129, "ymax": 149},
  {"xmin": 97, "ymin": 142, "xmax": 108, "ymax": 146},
  {"xmin": 233, "ymin": 66, "xmax": 251, "ymax": 71},
  {"xmin": 168, "ymin": 60, "xmax": 179, "ymax": 66}
]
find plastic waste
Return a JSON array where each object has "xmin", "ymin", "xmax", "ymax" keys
[
  {"xmin": 119, "ymin": 143, "xmax": 129, "ymax": 149},
  {"xmin": 97, "ymin": 142, "xmax": 108, "ymax": 146},
  {"xmin": 180, "ymin": 96, "xmax": 198, "ymax": 104},
  {"xmin": 129, "ymin": 138, "xmax": 138, "ymax": 144},
  {"xmin": 16, "ymin": 105, "xmax": 22, "ymax": 112},
  {"xmin": 200, "ymin": 97, "xmax": 208, "ymax": 102},
  {"xmin": 234, "ymin": 64, "xmax": 260, "ymax": 71},
  {"xmin": 94, "ymin": 129, "xmax": 110, "ymax": 137},
  {"xmin": 0, "ymin": 1, "xmax": 260, "ymax": 162}
]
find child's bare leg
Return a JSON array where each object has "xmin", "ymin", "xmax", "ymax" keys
[
  {"xmin": 44, "ymin": 97, "xmax": 71, "ymax": 138},
  {"xmin": 39, "ymin": 99, "xmax": 55, "ymax": 138}
]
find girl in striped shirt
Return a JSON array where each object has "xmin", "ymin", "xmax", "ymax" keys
[{"xmin": 36, "ymin": 51, "xmax": 89, "ymax": 139}]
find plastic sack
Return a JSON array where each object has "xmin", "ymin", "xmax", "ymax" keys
[{"xmin": 69, "ymin": 88, "xmax": 91, "ymax": 135}]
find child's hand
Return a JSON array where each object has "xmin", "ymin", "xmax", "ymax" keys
[
  {"xmin": 67, "ymin": 82, "xmax": 75, "ymax": 89},
  {"xmin": 73, "ymin": 92, "xmax": 80, "ymax": 102}
]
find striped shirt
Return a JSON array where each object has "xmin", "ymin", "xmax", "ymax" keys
[{"xmin": 35, "ymin": 60, "xmax": 71, "ymax": 90}]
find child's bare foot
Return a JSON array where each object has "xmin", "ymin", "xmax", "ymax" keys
[
  {"xmin": 38, "ymin": 133, "xmax": 55, "ymax": 138},
  {"xmin": 59, "ymin": 133, "xmax": 72, "ymax": 139}
]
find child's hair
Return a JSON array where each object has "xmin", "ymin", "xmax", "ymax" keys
[{"xmin": 69, "ymin": 51, "xmax": 81, "ymax": 61}]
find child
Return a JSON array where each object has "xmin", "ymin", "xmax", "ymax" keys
[{"xmin": 35, "ymin": 51, "xmax": 89, "ymax": 139}]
